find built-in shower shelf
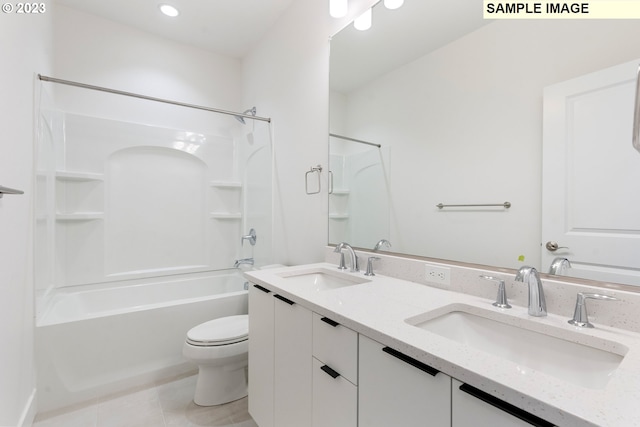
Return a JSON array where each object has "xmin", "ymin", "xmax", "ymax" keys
[
  {"xmin": 210, "ymin": 181, "xmax": 242, "ymax": 188},
  {"xmin": 56, "ymin": 212, "xmax": 104, "ymax": 221},
  {"xmin": 329, "ymin": 213, "xmax": 349, "ymax": 220},
  {"xmin": 55, "ymin": 171, "xmax": 104, "ymax": 182},
  {"xmin": 210, "ymin": 212, "xmax": 242, "ymax": 219},
  {"xmin": 330, "ymin": 189, "xmax": 350, "ymax": 195}
]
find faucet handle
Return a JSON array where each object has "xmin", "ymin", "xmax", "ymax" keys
[
  {"xmin": 365, "ymin": 257, "xmax": 381, "ymax": 276},
  {"xmin": 568, "ymin": 292, "xmax": 618, "ymax": 328},
  {"xmin": 480, "ymin": 275, "xmax": 511, "ymax": 309},
  {"xmin": 241, "ymin": 228, "xmax": 257, "ymax": 246}
]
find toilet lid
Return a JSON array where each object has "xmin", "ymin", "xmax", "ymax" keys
[{"xmin": 186, "ymin": 315, "xmax": 248, "ymax": 346}]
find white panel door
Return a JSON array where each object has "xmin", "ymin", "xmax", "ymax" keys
[{"xmin": 542, "ymin": 59, "xmax": 640, "ymax": 285}]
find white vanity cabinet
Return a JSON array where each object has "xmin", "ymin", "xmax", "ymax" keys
[
  {"xmin": 311, "ymin": 313, "xmax": 358, "ymax": 427},
  {"xmin": 451, "ymin": 379, "xmax": 555, "ymax": 427},
  {"xmin": 248, "ymin": 284, "xmax": 274, "ymax": 427},
  {"xmin": 358, "ymin": 335, "xmax": 452, "ymax": 427},
  {"xmin": 248, "ymin": 284, "xmax": 312, "ymax": 427},
  {"xmin": 249, "ymin": 280, "xmax": 556, "ymax": 427}
]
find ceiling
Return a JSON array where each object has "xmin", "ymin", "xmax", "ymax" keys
[
  {"xmin": 54, "ymin": 0, "xmax": 295, "ymax": 58},
  {"xmin": 54, "ymin": 0, "xmax": 490, "ymax": 91},
  {"xmin": 330, "ymin": 0, "xmax": 490, "ymax": 93}
]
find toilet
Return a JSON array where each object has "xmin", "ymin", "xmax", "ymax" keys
[{"xmin": 182, "ymin": 314, "xmax": 249, "ymax": 406}]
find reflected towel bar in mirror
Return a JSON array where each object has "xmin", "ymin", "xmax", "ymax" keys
[
  {"xmin": 0, "ymin": 185, "xmax": 24, "ymax": 198},
  {"xmin": 436, "ymin": 202, "xmax": 511, "ymax": 209}
]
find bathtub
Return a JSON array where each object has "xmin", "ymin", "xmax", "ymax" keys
[{"xmin": 35, "ymin": 270, "xmax": 248, "ymax": 413}]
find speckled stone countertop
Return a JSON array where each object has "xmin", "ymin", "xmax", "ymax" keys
[{"xmin": 245, "ymin": 259, "xmax": 640, "ymax": 427}]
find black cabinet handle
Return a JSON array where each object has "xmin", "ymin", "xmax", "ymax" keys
[
  {"xmin": 320, "ymin": 317, "xmax": 340, "ymax": 327},
  {"xmin": 273, "ymin": 294, "xmax": 295, "ymax": 305},
  {"xmin": 320, "ymin": 364, "xmax": 341, "ymax": 379},
  {"xmin": 382, "ymin": 346, "xmax": 439, "ymax": 377},
  {"xmin": 252, "ymin": 284, "xmax": 271, "ymax": 294},
  {"xmin": 459, "ymin": 383, "xmax": 554, "ymax": 427}
]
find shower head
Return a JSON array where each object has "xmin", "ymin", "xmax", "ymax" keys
[{"xmin": 234, "ymin": 107, "xmax": 257, "ymax": 124}]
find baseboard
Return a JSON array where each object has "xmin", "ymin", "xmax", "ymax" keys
[{"xmin": 15, "ymin": 387, "xmax": 37, "ymax": 427}]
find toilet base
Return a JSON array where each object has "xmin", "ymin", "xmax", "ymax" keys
[{"xmin": 194, "ymin": 364, "xmax": 248, "ymax": 406}]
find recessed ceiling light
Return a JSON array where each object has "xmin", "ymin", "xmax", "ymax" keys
[{"xmin": 159, "ymin": 4, "xmax": 179, "ymax": 17}]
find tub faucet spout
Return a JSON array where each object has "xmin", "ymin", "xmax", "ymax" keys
[
  {"xmin": 515, "ymin": 266, "xmax": 547, "ymax": 317},
  {"xmin": 234, "ymin": 258, "xmax": 254, "ymax": 268}
]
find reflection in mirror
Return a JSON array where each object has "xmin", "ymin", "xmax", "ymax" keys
[
  {"xmin": 329, "ymin": 134, "xmax": 390, "ymax": 250},
  {"xmin": 329, "ymin": 0, "xmax": 640, "ymax": 287}
]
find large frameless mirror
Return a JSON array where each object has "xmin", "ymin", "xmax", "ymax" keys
[{"xmin": 329, "ymin": 0, "xmax": 640, "ymax": 287}]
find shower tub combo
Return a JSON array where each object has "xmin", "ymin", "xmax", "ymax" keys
[
  {"xmin": 34, "ymin": 83, "xmax": 273, "ymax": 413},
  {"xmin": 35, "ymin": 271, "xmax": 248, "ymax": 412}
]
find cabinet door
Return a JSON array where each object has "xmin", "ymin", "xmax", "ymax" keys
[
  {"xmin": 451, "ymin": 379, "xmax": 555, "ymax": 427},
  {"xmin": 248, "ymin": 284, "xmax": 275, "ymax": 427},
  {"xmin": 274, "ymin": 294, "xmax": 313, "ymax": 427},
  {"xmin": 359, "ymin": 335, "xmax": 451, "ymax": 427},
  {"xmin": 311, "ymin": 357, "xmax": 357, "ymax": 427}
]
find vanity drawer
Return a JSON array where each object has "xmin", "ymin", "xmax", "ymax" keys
[{"xmin": 312, "ymin": 313, "xmax": 358, "ymax": 384}]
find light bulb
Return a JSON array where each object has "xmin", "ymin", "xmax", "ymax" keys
[
  {"xmin": 384, "ymin": 0, "xmax": 404, "ymax": 10},
  {"xmin": 329, "ymin": 0, "xmax": 348, "ymax": 18},
  {"xmin": 159, "ymin": 4, "xmax": 179, "ymax": 17},
  {"xmin": 354, "ymin": 8, "xmax": 372, "ymax": 31}
]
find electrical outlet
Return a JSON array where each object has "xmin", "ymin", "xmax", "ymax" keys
[{"xmin": 425, "ymin": 264, "xmax": 451, "ymax": 285}]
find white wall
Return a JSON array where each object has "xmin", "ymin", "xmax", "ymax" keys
[
  {"xmin": 52, "ymin": 5, "xmax": 242, "ymax": 130},
  {"xmin": 242, "ymin": 0, "xmax": 377, "ymax": 266},
  {"xmin": 335, "ymin": 19, "xmax": 640, "ymax": 269},
  {"xmin": 0, "ymin": 3, "xmax": 52, "ymax": 426}
]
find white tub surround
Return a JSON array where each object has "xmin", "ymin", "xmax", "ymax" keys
[
  {"xmin": 245, "ymin": 261, "xmax": 640, "ymax": 427},
  {"xmin": 36, "ymin": 271, "xmax": 248, "ymax": 413}
]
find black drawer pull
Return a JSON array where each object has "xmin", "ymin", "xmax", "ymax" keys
[
  {"xmin": 382, "ymin": 346, "xmax": 439, "ymax": 377},
  {"xmin": 459, "ymin": 384, "xmax": 554, "ymax": 427},
  {"xmin": 320, "ymin": 364, "xmax": 340, "ymax": 379},
  {"xmin": 252, "ymin": 284, "xmax": 271, "ymax": 294},
  {"xmin": 320, "ymin": 317, "xmax": 340, "ymax": 327},
  {"xmin": 273, "ymin": 294, "xmax": 295, "ymax": 305}
]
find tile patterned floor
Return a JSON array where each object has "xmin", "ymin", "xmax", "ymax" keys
[{"xmin": 32, "ymin": 373, "xmax": 258, "ymax": 427}]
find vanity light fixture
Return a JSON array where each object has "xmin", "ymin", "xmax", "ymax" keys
[
  {"xmin": 159, "ymin": 4, "xmax": 179, "ymax": 17},
  {"xmin": 384, "ymin": 0, "xmax": 404, "ymax": 9},
  {"xmin": 354, "ymin": 7, "xmax": 372, "ymax": 31},
  {"xmin": 329, "ymin": 0, "xmax": 348, "ymax": 18}
]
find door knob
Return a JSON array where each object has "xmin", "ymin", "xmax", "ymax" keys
[{"xmin": 545, "ymin": 241, "xmax": 568, "ymax": 252}]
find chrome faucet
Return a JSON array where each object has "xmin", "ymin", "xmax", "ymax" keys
[
  {"xmin": 372, "ymin": 239, "xmax": 392, "ymax": 252},
  {"xmin": 365, "ymin": 256, "xmax": 380, "ymax": 276},
  {"xmin": 515, "ymin": 266, "xmax": 547, "ymax": 317},
  {"xmin": 334, "ymin": 242, "xmax": 359, "ymax": 272},
  {"xmin": 234, "ymin": 258, "xmax": 254, "ymax": 267},
  {"xmin": 479, "ymin": 275, "xmax": 511, "ymax": 309},
  {"xmin": 241, "ymin": 228, "xmax": 257, "ymax": 246},
  {"xmin": 568, "ymin": 292, "xmax": 618, "ymax": 328},
  {"xmin": 549, "ymin": 257, "xmax": 571, "ymax": 275}
]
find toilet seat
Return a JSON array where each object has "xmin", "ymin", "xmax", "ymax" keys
[{"xmin": 186, "ymin": 314, "xmax": 248, "ymax": 347}]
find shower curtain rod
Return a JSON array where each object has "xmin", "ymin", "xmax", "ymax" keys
[
  {"xmin": 329, "ymin": 133, "xmax": 381, "ymax": 148},
  {"xmin": 37, "ymin": 74, "xmax": 271, "ymax": 123}
]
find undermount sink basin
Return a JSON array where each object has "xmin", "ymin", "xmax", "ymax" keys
[
  {"xmin": 406, "ymin": 304, "xmax": 626, "ymax": 389},
  {"xmin": 277, "ymin": 267, "xmax": 370, "ymax": 292}
]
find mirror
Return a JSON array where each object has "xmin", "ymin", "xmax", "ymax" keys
[{"xmin": 329, "ymin": 0, "xmax": 640, "ymax": 286}]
